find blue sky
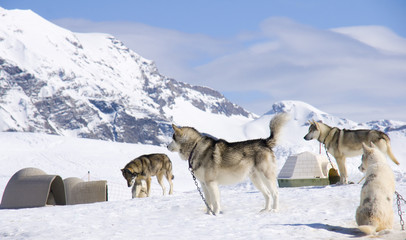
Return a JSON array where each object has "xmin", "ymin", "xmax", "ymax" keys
[
  {"xmin": 2, "ymin": 0, "xmax": 406, "ymax": 122},
  {"xmin": 3, "ymin": 0, "xmax": 406, "ymax": 37}
]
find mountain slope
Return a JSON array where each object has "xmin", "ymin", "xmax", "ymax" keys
[{"xmin": 0, "ymin": 8, "xmax": 253, "ymax": 145}]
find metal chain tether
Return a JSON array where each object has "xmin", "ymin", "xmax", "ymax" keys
[
  {"xmin": 187, "ymin": 143, "xmax": 216, "ymax": 216},
  {"xmin": 188, "ymin": 167, "xmax": 216, "ymax": 216},
  {"xmin": 324, "ymin": 144, "xmax": 335, "ymax": 169},
  {"xmin": 395, "ymin": 191, "xmax": 406, "ymax": 230}
]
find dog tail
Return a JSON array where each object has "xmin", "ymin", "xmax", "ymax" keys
[
  {"xmin": 266, "ymin": 113, "xmax": 290, "ymax": 148},
  {"xmin": 358, "ymin": 225, "xmax": 377, "ymax": 235},
  {"xmin": 382, "ymin": 134, "xmax": 400, "ymax": 165},
  {"xmin": 166, "ymin": 158, "xmax": 175, "ymax": 180}
]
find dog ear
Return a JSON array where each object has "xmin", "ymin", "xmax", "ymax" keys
[
  {"xmin": 172, "ymin": 123, "xmax": 182, "ymax": 134},
  {"xmin": 172, "ymin": 124, "xmax": 178, "ymax": 131},
  {"xmin": 362, "ymin": 142, "xmax": 372, "ymax": 153},
  {"xmin": 123, "ymin": 168, "xmax": 135, "ymax": 176},
  {"xmin": 313, "ymin": 121, "xmax": 320, "ymax": 130},
  {"xmin": 370, "ymin": 142, "xmax": 377, "ymax": 149}
]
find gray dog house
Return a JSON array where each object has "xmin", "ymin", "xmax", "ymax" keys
[
  {"xmin": 1, "ymin": 168, "xmax": 108, "ymax": 209},
  {"xmin": 0, "ymin": 168, "xmax": 66, "ymax": 209},
  {"xmin": 64, "ymin": 177, "xmax": 108, "ymax": 205}
]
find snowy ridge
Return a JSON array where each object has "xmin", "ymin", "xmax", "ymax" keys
[{"xmin": 0, "ymin": 7, "xmax": 253, "ymax": 145}]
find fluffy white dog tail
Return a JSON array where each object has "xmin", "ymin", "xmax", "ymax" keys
[
  {"xmin": 266, "ymin": 113, "xmax": 290, "ymax": 148},
  {"xmin": 358, "ymin": 225, "xmax": 376, "ymax": 235}
]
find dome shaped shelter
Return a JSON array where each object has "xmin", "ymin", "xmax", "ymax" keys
[
  {"xmin": 0, "ymin": 168, "xmax": 66, "ymax": 209},
  {"xmin": 278, "ymin": 151, "xmax": 339, "ymax": 187},
  {"xmin": 64, "ymin": 177, "xmax": 107, "ymax": 205}
]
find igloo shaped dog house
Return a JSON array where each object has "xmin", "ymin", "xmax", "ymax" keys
[
  {"xmin": 64, "ymin": 177, "xmax": 108, "ymax": 205},
  {"xmin": 277, "ymin": 151, "xmax": 339, "ymax": 187},
  {"xmin": 0, "ymin": 168, "xmax": 66, "ymax": 209}
]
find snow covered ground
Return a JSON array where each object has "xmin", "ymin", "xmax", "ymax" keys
[{"xmin": 1, "ymin": 129, "xmax": 406, "ymax": 239}]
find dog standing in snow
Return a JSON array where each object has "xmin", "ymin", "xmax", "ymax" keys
[
  {"xmin": 121, "ymin": 154, "xmax": 174, "ymax": 198},
  {"xmin": 304, "ymin": 120, "xmax": 399, "ymax": 184},
  {"xmin": 167, "ymin": 113, "xmax": 289, "ymax": 215},
  {"xmin": 356, "ymin": 143, "xmax": 395, "ymax": 235}
]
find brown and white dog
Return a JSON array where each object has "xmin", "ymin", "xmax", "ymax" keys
[{"xmin": 121, "ymin": 154, "xmax": 174, "ymax": 198}]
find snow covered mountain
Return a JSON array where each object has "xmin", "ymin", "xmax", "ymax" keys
[
  {"xmin": 0, "ymin": 7, "xmax": 253, "ymax": 145},
  {"xmin": 1, "ymin": 8, "xmax": 405, "ymax": 147}
]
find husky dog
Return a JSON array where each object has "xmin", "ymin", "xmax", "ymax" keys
[
  {"xmin": 167, "ymin": 113, "xmax": 289, "ymax": 215},
  {"xmin": 121, "ymin": 154, "xmax": 174, "ymax": 198},
  {"xmin": 304, "ymin": 120, "xmax": 399, "ymax": 184},
  {"xmin": 356, "ymin": 143, "xmax": 395, "ymax": 235},
  {"xmin": 132, "ymin": 181, "xmax": 148, "ymax": 198}
]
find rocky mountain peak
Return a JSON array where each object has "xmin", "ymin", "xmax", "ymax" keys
[{"xmin": 0, "ymin": 8, "xmax": 254, "ymax": 145}]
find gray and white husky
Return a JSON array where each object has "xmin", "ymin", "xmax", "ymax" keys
[
  {"xmin": 304, "ymin": 120, "xmax": 399, "ymax": 184},
  {"xmin": 167, "ymin": 113, "xmax": 289, "ymax": 215}
]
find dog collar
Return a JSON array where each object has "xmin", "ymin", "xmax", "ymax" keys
[
  {"xmin": 321, "ymin": 127, "xmax": 339, "ymax": 149},
  {"xmin": 188, "ymin": 143, "xmax": 198, "ymax": 170}
]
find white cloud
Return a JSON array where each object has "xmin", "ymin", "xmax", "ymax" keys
[
  {"xmin": 53, "ymin": 17, "xmax": 406, "ymax": 122},
  {"xmin": 53, "ymin": 18, "xmax": 237, "ymax": 81},
  {"xmin": 333, "ymin": 25, "xmax": 406, "ymax": 54},
  {"xmin": 194, "ymin": 17, "xmax": 406, "ymax": 121}
]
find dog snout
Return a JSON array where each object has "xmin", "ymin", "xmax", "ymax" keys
[
  {"xmin": 167, "ymin": 142, "xmax": 175, "ymax": 152},
  {"xmin": 127, "ymin": 178, "xmax": 135, "ymax": 187},
  {"xmin": 303, "ymin": 134, "xmax": 310, "ymax": 140}
]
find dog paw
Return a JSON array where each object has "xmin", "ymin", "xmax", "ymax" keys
[
  {"xmin": 206, "ymin": 209, "xmax": 220, "ymax": 215},
  {"xmin": 259, "ymin": 208, "xmax": 278, "ymax": 214},
  {"xmin": 259, "ymin": 208, "xmax": 270, "ymax": 213}
]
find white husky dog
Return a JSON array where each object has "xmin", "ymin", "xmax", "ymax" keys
[{"xmin": 356, "ymin": 143, "xmax": 395, "ymax": 235}]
